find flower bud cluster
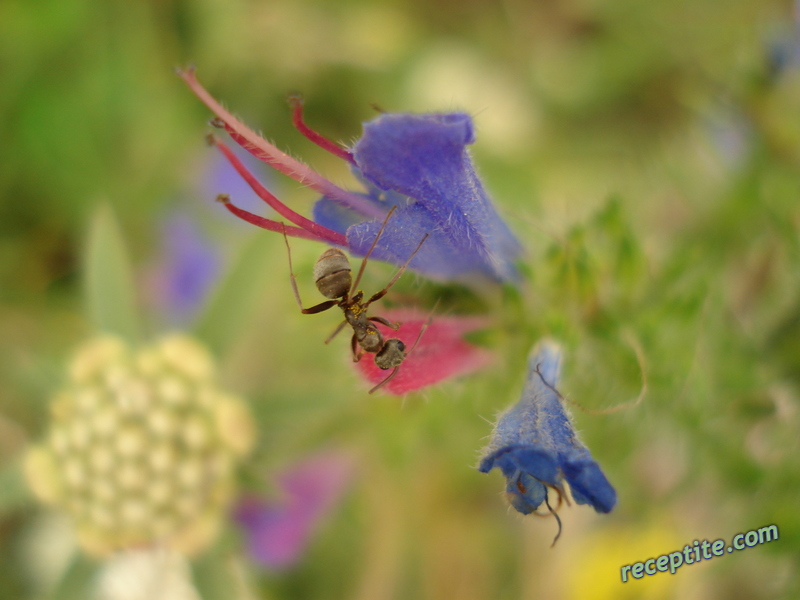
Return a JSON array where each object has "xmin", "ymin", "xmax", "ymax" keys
[{"xmin": 25, "ymin": 335, "xmax": 255, "ymax": 557}]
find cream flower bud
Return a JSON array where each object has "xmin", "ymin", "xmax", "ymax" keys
[{"xmin": 25, "ymin": 334, "xmax": 256, "ymax": 558}]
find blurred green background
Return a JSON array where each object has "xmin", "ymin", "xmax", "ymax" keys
[{"xmin": 1, "ymin": 0, "xmax": 799, "ymax": 598}]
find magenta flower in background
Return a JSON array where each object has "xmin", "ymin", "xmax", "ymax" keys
[
  {"xmin": 353, "ymin": 310, "xmax": 492, "ymax": 395},
  {"xmin": 234, "ymin": 451, "xmax": 355, "ymax": 570},
  {"xmin": 178, "ymin": 68, "xmax": 522, "ymax": 284}
]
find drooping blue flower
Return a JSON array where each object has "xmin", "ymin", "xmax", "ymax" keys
[
  {"xmin": 479, "ymin": 340, "xmax": 616, "ymax": 516},
  {"xmin": 179, "ymin": 69, "xmax": 522, "ymax": 284}
]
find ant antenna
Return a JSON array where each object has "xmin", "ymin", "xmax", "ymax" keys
[
  {"xmin": 364, "ymin": 232, "xmax": 430, "ymax": 308},
  {"xmin": 281, "ymin": 223, "xmax": 305, "ymax": 311},
  {"xmin": 368, "ymin": 309, "xmax": 435, "ymax": 395},
  {"xmin": 350, "ymin": 206, "xmax": 397, "ymax": 295},
  {"xmin": 544, "ymin": 492, "xmax": 563, "ymax": 548},
  {"xmin": 406, "ymin": 310, "xmax": 435, "ymax": 357}
]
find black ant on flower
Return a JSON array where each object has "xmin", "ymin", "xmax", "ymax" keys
[
  {"xmin": 200, "ymin": 82, "xmax": 434, "ymax": 393},
  {"xmin": 279, "ymin": 206, "xmax": 430, "ymax": 394}
]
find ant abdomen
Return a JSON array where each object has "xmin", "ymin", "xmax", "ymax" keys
[{"xmin": 314, "ymin": 248, "xmax": 352, "ymax": 299}]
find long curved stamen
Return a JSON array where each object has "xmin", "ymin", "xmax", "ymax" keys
[
  {"xmin": 210, "ymin": 136, "xmax": 347, "ymax": 247},
  {"xmin": 216, "ymin": 195, "xmax": 330, "ymax": 243},
  {"xmin": 288, "ymin": 95, "xmax": 355, "ymax": 165},
  {"xmin": 544, "ymin": 492, "xmax": 563, "ymax": 548},
  {"xmin": 178, "ymin": 68, "xmax": 386, "ymax": 221}
]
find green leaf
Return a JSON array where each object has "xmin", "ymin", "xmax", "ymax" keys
[
  {"xmin": 0, "ymin": 460, "xmax": 32, "ymax": 516},
  {"xmin": 48, "ymin": 553, "xmax": 97, "ymax": 600},
  {"xmin": 192, "ymin": 233, "xmax": 274, "ymax": 357},
  {"xmin": 192, "ymin": 542, "xmax": 245, "ymax": 600},
  {"xmin": 83, "ymin": 204, "xmax": 142, "ymax": 342}
]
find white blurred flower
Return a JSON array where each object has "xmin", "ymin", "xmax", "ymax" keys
[{"xmin": 94, "ymin": 548, "xmax": 200, "ymax": 600}]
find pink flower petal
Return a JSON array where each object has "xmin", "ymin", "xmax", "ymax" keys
[
  {"xmin": 354, "ymin": 309, "xmax": 493, "ymax": 394},
  {"xmin": 234, "ymin": 451, "xmax": 355, "ymax": 570}
]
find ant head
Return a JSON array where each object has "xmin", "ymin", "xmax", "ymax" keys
[
  {"xmin": 375, "ymin": 338, "xmax": 406, "ymax": 370},
  {"xmin": 314, "ymin": 248, "xmax": 352, "ymax": 299}
]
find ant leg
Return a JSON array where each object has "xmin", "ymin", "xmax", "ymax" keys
[
  {"xmin": 350, "ymin": 206, "xmax": 397, "ymax": 295},
  {"xmin": 351, "ymin": 333, "xmax": 364, "ymax": 362},
  {"xmin": 365, "ymin": 233, "xmax": 429, "ymax": 306},
  {"xmin": 303, "ymin": 300, "xmax": 340, "ymax": 314},
  {"xmin": 369, "ymin": 366, "xmax": 400, "ymax": 394},
  {"xmin": 281, "ymin": 224, "xmax": 339, "ymax": 315},
  {"xmin": 368, "ymin": 313, "xmax": 433, "ymax": 395},
  {"xmin": 368, "ymin": 316, "xmax": 400, "ymax": 330},
  {"xmin": 325, "ymin": 320, "xmax": 348, "ymax": 344}
]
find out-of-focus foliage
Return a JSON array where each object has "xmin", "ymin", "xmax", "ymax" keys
[{"xmin": 1, "ymin": 0, "xmax": 798, "ymax": 598}]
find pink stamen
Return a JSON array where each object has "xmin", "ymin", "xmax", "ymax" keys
[
  {"xmin": 177, "ymin": 68, "xmax": 385, "ymax": 221},
  {"xmin": 216, "ymin": 195, "xmax": 331, "ymax": 243},
  {"xmin": 210, "ymin": 136, "xmax": 347, "ymax": 247},
  {"xmin": 287, "ymin": 95, "xmax": 356, "ymax": 165}
]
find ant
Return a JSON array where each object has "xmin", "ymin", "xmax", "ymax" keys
[{"xmin": 281, "ymin": 207, "xmax": 430, "ymax": 394}]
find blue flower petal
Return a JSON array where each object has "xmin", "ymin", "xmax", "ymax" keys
[
  {"xmin": 561, "ymin": 458, "xmax": 617, "ymax": 513},
  {"xmin": 479, "ymin": 340, "xmax": 617, "ymax": 515},
  {"xmin": 312, "ymin": 195, "xmax": 372, "ymax": 234},
  {"xmin": 346, "ymin": 203, "xmax": 491, "ymax": 281},
  {"xmin": 185, "ymin": 73, "xmax": 521, "ymax": 284},
  {"xmin": 347, "ymin": 112, "xmax": 522, "ymax": 282}
]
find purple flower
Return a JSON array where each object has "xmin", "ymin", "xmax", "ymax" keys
[
  {"xmin": 147, "ymin": 212, "xmax": 221, "ymax": 325},
  {"xmin": 178, "ymin": 68, "xmax": 522, "ymax": 283},
  {"xmin": 479, "ymin": 340, "xmax": 616, "ymax": 519},
  {"xmin": 233, "ymin": 451, "xmax": 354, "ymax": 570},
  {"xmin": 203, "ymin": 147, "xmax": 275, "ymax": 220},
  {"xmin": 148, "ymin": 144, "xmax": 279, "ymax": 325}
]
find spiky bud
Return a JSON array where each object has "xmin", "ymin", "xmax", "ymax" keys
[{"xmin": 25, "ymin": 334, "xmax": 256, "ymax": 557}]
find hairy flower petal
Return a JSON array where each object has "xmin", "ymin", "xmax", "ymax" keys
[
  {"xmin": 479, "ymin": 340, "xmax": 616, "ymax": 515},
  {"xmin": 180, "ymin": 71, "xmax": 522, "ymax": 284}
]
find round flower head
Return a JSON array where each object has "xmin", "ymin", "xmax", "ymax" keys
[{"xmin": 25, "ymin": 334, "xmax": 256, "ymax": 557}]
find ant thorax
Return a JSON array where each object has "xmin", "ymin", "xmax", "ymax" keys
[{"xmin": 344, "ymin": 299, "xmax": 384, "ymax": 353}]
